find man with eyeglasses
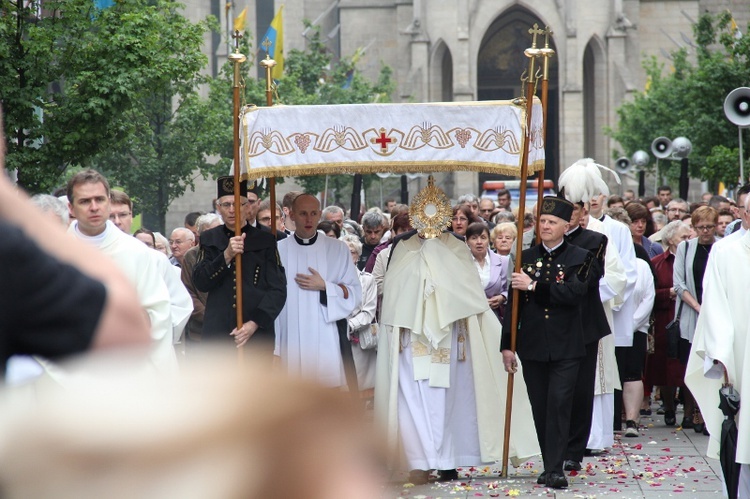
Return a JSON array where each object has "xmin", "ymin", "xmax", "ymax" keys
[
  {"xmin": 109, "ymin": 190, "xmax": 134, "ymax": 234},
  {"xmin": 723, "ymin": 183, "xmax": 750, "ymax": 239},
  {"xmin": 193, "ymin": 177, "xmax": 286, "ymax": 354},
  {"xmin": 478, "ymin": 198, "xmax": 497, "ymax": 229},
  {"xmin": 650, "ymin": 199, "xmax": 690, "ymax": 251}
]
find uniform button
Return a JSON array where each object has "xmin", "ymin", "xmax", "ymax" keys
[
  {"xmin": 546, "ymin": 264, "xmax": 551, "ymax": 268},
  {"xmin": 232, "ymin": 304, "xmax": 236, "ymax": 309},
  {"xmin": 545, "ymin": 315, "xmax": 549, "ymax": 319}
]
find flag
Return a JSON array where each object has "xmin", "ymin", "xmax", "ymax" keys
[
  {"xmin": 342, "ymin": 47, "xmax": 364, "ymax": 89},
  {"xmin": 261, "ymin": 6, "xmax": 284, "ymax": 79},
  {"xmin": 234, "ymin": 7, "xmax": 247, "ymax": 32},
  {"xmin": 729, "ymin": 14, "xmax": 742, "ymax": 39}
]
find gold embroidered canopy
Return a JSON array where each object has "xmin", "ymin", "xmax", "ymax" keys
[{"xmin": 239, "ymin": 99, "xmax": 545, "ymax": 180}]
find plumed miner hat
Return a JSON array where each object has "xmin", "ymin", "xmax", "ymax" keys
[{"xmin": 557, "ymin": 158, "xmax": 621, "ymax": 204}]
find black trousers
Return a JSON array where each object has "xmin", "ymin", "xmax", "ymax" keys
[
  {"xmin": 522, "ymin": 357, "xmax": 581, "ymax": 474},
  {"xmin": 565, "ymin": 341, "xmax": 599, "ymax": 462}
]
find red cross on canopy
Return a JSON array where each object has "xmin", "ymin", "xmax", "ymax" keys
[{"xmin": 371, "ymin": 128, "xmax": 396, "ymax": 153}]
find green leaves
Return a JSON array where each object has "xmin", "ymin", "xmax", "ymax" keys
[{"xmin": 609, "ymin": 12, "xmax": 749, "ymax": 188}]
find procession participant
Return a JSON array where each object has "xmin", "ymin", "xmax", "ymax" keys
[
  {"xmin": 358, "ymin": 211, "xmax": 387, "ymax": 270},
  {"xmin": 193, "ymin": 177, "xmax": 286, "ymax": 354},
  {"xmin": 274, "ymin": 194, "xmax": 361, "ymax": 389},
  {"xmin": 67, "ymin": 170, "xmax": 175, "ymax": 371},
  {"xmin": 378, "ymin": 178, "xmax": 539, "ymax": 485},
  {"xmin": 555, "ymin": 189, "xmax": 612, "ymax": 470},
  {"xmin": 685, "ymin": 196, "xmax": 750, "ymax": 498},
  {"xmin": 168, "ymin": 227, "xmax": 195, "ymax": 267},
  {"xmin": 720, "ymin": 183, "xmax": 749, "ymax": 240},
  {"xmin": 108, "ymin": 189, "xmax": 193, "ymax": 348},
  {"xmin": 502, "ymin": 196, "xmax": 601, "ymax": 489}
]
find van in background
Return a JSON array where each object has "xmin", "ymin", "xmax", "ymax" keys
[{"xmin": 481, "ymin": 179, "xmax": 556, "ymax": 211}]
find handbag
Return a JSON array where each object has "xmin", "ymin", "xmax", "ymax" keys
[
  {"xmin": 646, "ymin": 316, "xmax": 655, "ymax": 355},
  {"xmin": 665, "ymin": 301, "xmax": 683, "ymax": 360},
  {"xmin": 355, "ymin": 323, "xmax": 378, "ymax": 350}
]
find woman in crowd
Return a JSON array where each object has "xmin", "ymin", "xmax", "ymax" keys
[
  {"xmin": 491, "ymin": 222, "xmax": 517, "ymax": 259},
  {"xmin": 644, "ymin": 220, "xmax": 691, "ymax": 426},
  {"xmin": 465, "ymin": 222, "xmax": 509, "ymax": 322},
  {"xmin": 625, "ymin": 202, "xmax": 663, "ymax": 258},
  {"xmin": 341, "ymin": 235, "xmax": 378, "ymax": 399},
  {"xmin": 317, "ymin": 220, "xmax": 341, "ymax": 239},
  {"xmin": 673, "ymin": 206, "xmax": 718, "ymax": 433},
  {"xmin": 133, "ymin": 228, "xmax": 156, "ymax": 249},
  {"xmin": 449, "ymin": 204, "xmax": 478, "ymax": 238}
]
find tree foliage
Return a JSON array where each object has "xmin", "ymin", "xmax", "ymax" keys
[{"xmin": 609, "ymin": 11, "xmax": 750, "ymax": 188}]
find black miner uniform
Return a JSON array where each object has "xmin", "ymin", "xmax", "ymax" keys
[
  {"xmin": 563, "ymin": 224, "xmax": 611, "ymax": 467},
  {"xmin": 501, "ymin": 239, "xmax": 602, "ymax": 482},
  {"xmin": 193, "ymin": 223, "xmax": 286, "ymax": 351}
]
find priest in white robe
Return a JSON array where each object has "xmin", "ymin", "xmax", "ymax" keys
[
  {"xmin": 374, "ymin": 179, "xmax": 539, "ymax": 485},
  {"xmin": 66, "ymin": 170, "xmax": 175, "ymax": 372},
  {"xmin": 685, "ymin": 227, "xmax": 750, "ymax": 499},
  {"xmin": 274, "ymin": 194, "xmax": 361, "ymax": 388}
]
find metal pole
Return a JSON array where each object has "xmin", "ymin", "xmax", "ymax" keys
[
  {"xmin": 536, "ymin": 26, "xmax": 554, "ymax": 244},
  {"xmin": 260, "ymin": 55, "xmax": 278, "ymax": 236},
  {"xmin": 502, "ymin": 22, "xmax": 543, "ymax": 478},
  {"xmin": 229, "ymin": 30, "xmax": 247, "ymax": 362},
  {"xmin": 739, "ymin": 127, "xmax": 745, "ymax": 184}
]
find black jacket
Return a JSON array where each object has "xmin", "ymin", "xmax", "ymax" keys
[
  {"xmin": 565, "ymin": 226, "xmax": 612, "ymax": 345},
  {"xmin": 193, "ymin": 223, "xmax": 286, "ymax": 343},
  {"xmin": 501, "ymin": 240, "xmax": 601, "ymax": 361}
]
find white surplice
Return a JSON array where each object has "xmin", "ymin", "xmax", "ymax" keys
[
  {"xmin": 586, "ymin": 216, "xmax": 626, "ymax": 450},
  {"xmin": 375, "ymin": 232, "xmax": 539, "ymax": 471},
  {"xmin": 152, "ymin": 252, "xmax": 192, "ymax": 345},
  {"xmin": 275, "ymin": 232, "xmax": 361, "ymax": 387},
  {"xmin": 685, "ymin": 230, "xmax": 750, "ymax": 466},
  {"xmin": 71, "ymin": 221, "xmax": 176, "ymax": 372}
]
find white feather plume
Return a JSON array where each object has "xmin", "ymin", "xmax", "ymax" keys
[{"xmin": 558, "ymin": 158, "xmax": 621, "ymax": 203}]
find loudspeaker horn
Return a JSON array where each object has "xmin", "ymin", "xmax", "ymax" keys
[
  {"xmin": 632, "ymin": 150, "xmax": 650, "ymax": 168},
  {"xmin": 615, "ymin": 156, "xmax": 632, "ymax": 174},
  {"xmin": 724, "ymin": 87, "xmax": 750, "ymax": 128},
  {"xmin": 672, "ymin": 137, "xmax": 692, "ymax": 159},
  {"xmin": 651, "ymin": 137, "xmax": 672, "ymax": 159}
]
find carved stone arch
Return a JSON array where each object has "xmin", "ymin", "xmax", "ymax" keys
[
  {"xmin": 430, "ymin": 39, "xmax": 453, "ymax": 102},
  {"xmin": 477, "ymin": 5, "xmax": 559, "ymax": 187},
  {"xmin": 583, "ymin": 36, "xmax": 607, "ymax": 162}
]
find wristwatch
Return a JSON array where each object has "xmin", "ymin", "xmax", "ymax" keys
[{"xmin": 527, "ymin": 281, "xmax": 535, "ymax": 291}]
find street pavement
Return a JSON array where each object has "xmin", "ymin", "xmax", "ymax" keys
[{"xmin": 383, "ymin": 403, "xmax": 725, "ymax": 498}]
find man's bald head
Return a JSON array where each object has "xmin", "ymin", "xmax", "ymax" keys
[{"xmin": 290, "ymin": 194, "xmax": 321, "ymax": 239}]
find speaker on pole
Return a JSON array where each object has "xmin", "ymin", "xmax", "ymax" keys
[
  {"xmin": 615, "ymin": 157, "xmax": 632, "ymax": 174},
  {"xmin": 724, "ymin": 87, "xmax": 750, "ymax": 183},
  {"xmin": 400, "ymin": 175, "xmax": 408, "ymax": 204},
  {"xmin": 651, "ymin": 137, "xmax": 672, "ymax": 159}
]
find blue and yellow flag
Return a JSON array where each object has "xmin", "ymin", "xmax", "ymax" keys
[{"xmin": 261, "ymin": 5, "xmax": 284, "ymax": 79}]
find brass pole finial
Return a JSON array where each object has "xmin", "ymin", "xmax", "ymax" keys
[{"xmin": 539, "ymin": 26, "xmax": 555, "ymax": 81}]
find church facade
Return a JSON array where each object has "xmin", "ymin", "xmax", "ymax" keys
[{"xmin": 167, "ymin": 0, "xmax": 747, "ymax": 227}]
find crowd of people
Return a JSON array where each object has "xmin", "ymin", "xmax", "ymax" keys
[{"xmin": 3, "ymin": 140, "xmax": 750, "ymax": 495}]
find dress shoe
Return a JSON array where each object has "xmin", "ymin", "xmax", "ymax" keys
[
  {"xmin": 694, "ymin": 422, "xmax": 705, "ymax": 433},
  {"xmin": 680, "ymin": 418, "xmax": 694, "ymax": 429},
  {"xmin": 545, "ymin": 471, "xmax": 568, "ymax": 489},
  {"xmin": 408, "ymin": 469, "xmax": 429, "ymax": 485},
  {"xmin": 664, "ymin": 410, "xmax": 676, "ymax": 426},
  {"xmin": 437, "ymin": 469, "xmax": 458, "ymax": 481},
  {"xmin": 563, "ymin": 460, "xmax": 582, "ymax": 471},
  {"xmin": 536, "ymin": 471, "xmax": 547, "ymax": 485}
]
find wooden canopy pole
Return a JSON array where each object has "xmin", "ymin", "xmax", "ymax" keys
[
  {"xmin": 260, "ymin": 49, "xmax": 278, "ymax": 236},
  {"xmin": 535, "ymin": 27, "xmax": 555, "ymax": 244},
  {"xmin": 229, "ymin": 31, "xmax": 247, "ymax": 362},
  {"xmin": 501, "ymin": 23, "xmax": 542, "ymax": 478}
]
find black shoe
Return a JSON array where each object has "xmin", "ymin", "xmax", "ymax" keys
[
  {"xmin": 624, "ymin": 420, "xmax": 639, "ymax": 437},
  {"xmin": 408, "ymin": 469, "xmax": 429, "ymax": 485},
  {"xmin": 703, "ymin": 426, "xmax": 710, "ymax": 436},
  {"xmin": 546, "ymin": 471, "xmax": 568, "ymax": 489},
  {"xmin": 694, "ymin": 422, "xmax": 705, "ymax": 433},
  {"xmin": 640, "ymin": 408, "xmax": 652, "ymax": 416},
  {"xmin": 536, "ymin": 471, "xmax": 547, "ymax": 485},
  {"xmin": 681, "ymin": 418, "xmax": 694, "ymax": 429},
  {"xmin": 563, "ymin": 460, "xmax": 582, "ymax": 471},
  {"xmin": 437, "ymin": 469, "xmax": 458, "ymax": 481},
  {"xmin": 664, "ymin": 410, "xmax": 676, "ymax": 426}
]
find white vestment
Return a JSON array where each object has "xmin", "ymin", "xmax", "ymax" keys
[
  {"xmin": 685, "ymin": 230, "xmax": 750, "ymax": 465},
  {"xmin": 586, "ymin": 216, "xmax": 627, "ymax": 450},
  {"xmin": 71, "ymin": 221, "xmax": 176, "ymax": 372},
  {"xmin": 601, "ymin": 215, "xmax": 638, "ymax": 347},
  {"xmin": 152, "ymin": 252, "xmax": 192, "ymax": 344},
  {"xmin": 374, "ymin": 233, "xmax": 539, "ymax": 470},
  {"xmin": 275, "ymin": 232, "xmax": 361, "ymax": 387}
]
